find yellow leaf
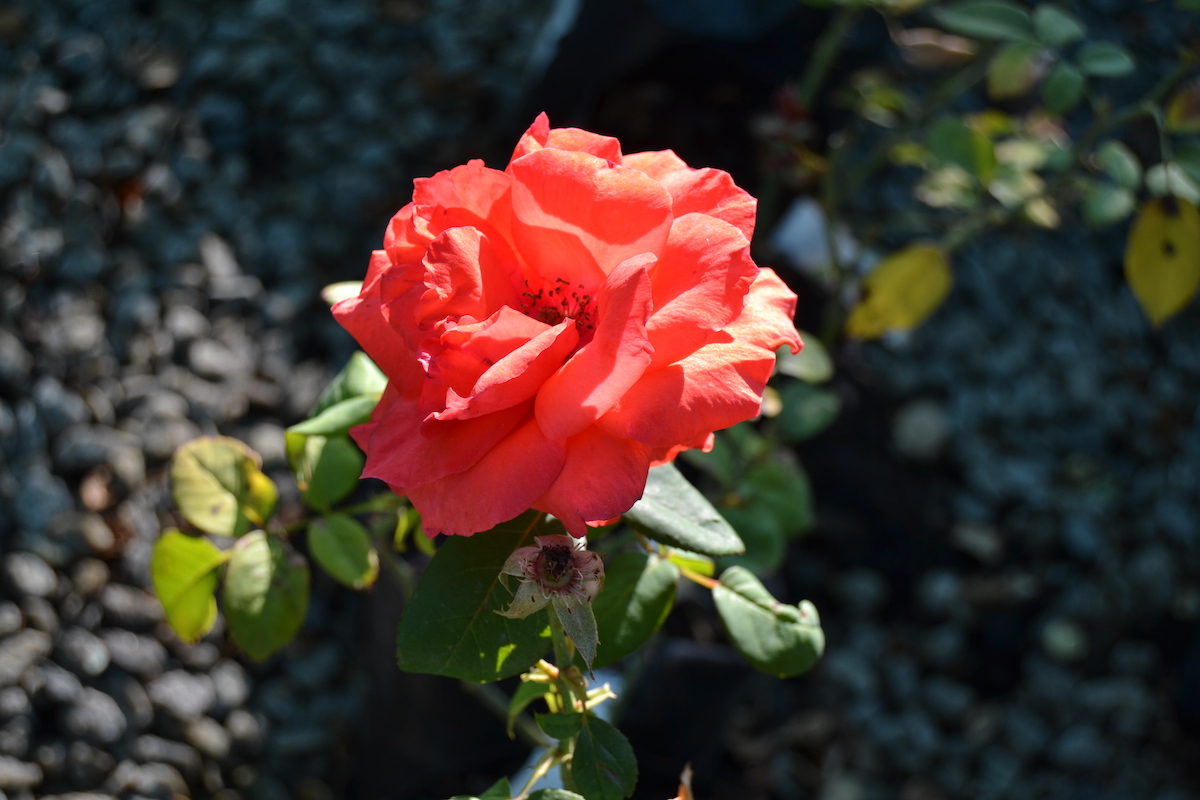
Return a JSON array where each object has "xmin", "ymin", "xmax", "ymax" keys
[
  {"xmin": 1124, "ymin": 197, "xmax": 1200, "ymax": 327},
  {"xmin": 1166, "ymin": 78, "xmax": 1200, "ymax": 135},
  {"xmin": 845, "ymin": 244, "xmax": 952, "ymax": 339}
]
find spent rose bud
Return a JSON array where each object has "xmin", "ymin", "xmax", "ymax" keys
[{"xmin": 334, "ymin": 113, "xmax": 802, "ymax": 537}]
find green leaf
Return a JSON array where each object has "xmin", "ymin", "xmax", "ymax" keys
[
  {"xmin": 717, "ymin": 507, "xmax": 787, "ymax": 576},
  {"xmin": 224, "ymin": 532, "xmax": 310, "ymax": 661},
  {"xmin": 1031, "ymin": 4, "xmax": 1085, "ymax": 47},
  {"xmin": 928, "ymin": 117, "xmax": 996, "ymax": 182},
  {"xmin": 773, "ymin": 333, "xmax": 833, "ymax": 383},
  {"xmin": 624, "ymin": 464, "xmax": 745, "ymax": 557},
  {"xmin": 170, "ymin": 436, "xmax": 278, "ymax": 537},
  {"xmin": 932, "ymin": 0, "xmax": 1032, "ymax": 40},
  {"xmin": 570, "ymin": 714, "xmax": 638, "ymax": 800},
  {"xmin": 396, "ymin": 511, "xmax": 551, "ymax": 682},
  {"xmin": 587, "ymin": 553, "xmax": 678, "ymax": 670},
  {"xmin": 296, "ymin": 435, "xmax": 364, "ymax": 512},
  {"xmin": 1075, "ymin": 41, "xmax": 1135, "ymax": 78},
  {"xmin": 536, "ymin": 712, "xmax": 583, "ymax": 740},
  {"xmin": 507, "ymin": 680, "xmax": 553, "ymax": 739},
  {"xmin": 1083, "ymin": 183, "xmax": 1135, "ymax": 226},
  {"xmin": 1146, "ymin": 163, "xmax": 1200, "ymax": 205},
  {"xmin": 312, "ymin": 351, "xmax": 387, "ymax": 417},
  {"xmin": 1175, "ymin": 143, "xmax": 1200, "ymax": 186},
  {"xmin": 554, "ymin": 596, "xmax": 599, "ymax": 671},
  {"xmin": 713, "ymin": 566, "xmax": 825, "ymax": 678},
  {"xmin": 666, "ymin": 548, "xmax": 715, "ymax": 577},
  {"xmin": 528, "ymin": 791, "xmax": 586, "ymax": 800},
  {"xmin": 151, "ymin": 530, "xmax": 227, "ymax": 643},
  {"xmin": 481, "ymin": 777, "xmax": 512, "ymax": 799},
  {"xmin": 1095, "ymin": 141, "xmax": 1141, "ymax": 189},
  {"xmin": 777, "ymin": 382, "xmax": 841, "ymax": 442},
  {"xmin": 738, "ymin": 459, "xmax": 815, "ymax": 538},
  {"xmin": 308, "ymin": 514, "xmax": 379, "ymax": 589},
  {"xmin": 1040, "ymin": 62, "xmax": 1085, "ymax": 114},
  {"xmin": 987, "ymin": 41, "xmax": 1044, "ymax": 100},
  {"xmin": 289, "ymin": 396, "xmax": 379, "ymax": 438}
]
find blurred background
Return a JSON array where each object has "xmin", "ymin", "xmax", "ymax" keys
[{"xmin": 2, "ymin": 0, "xmax": 1200, "ymax": 798}]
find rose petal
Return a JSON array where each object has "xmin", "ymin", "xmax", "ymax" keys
[
  {"xmin": 534, "ymin": 426, "xmax": 651, "ymax": 538},
  {"xmin": 415, "ymin": 227, "xmax": 523, "ymax": 325},
  {"xmin": 597, "ymin": 339, "xmax": 775, "ymax": 448},
  {"xmin": 359, "ymin": 394, "xmax": 530, "ymax": 489},
  {"xmin": 410, "ymin": 416, "xmax": 567, "ymax": 536},
  {"xmin": 646, "ymin": 213, "xmax": 759, "ymax": 368},
  {"xmin": 412, "ymin": 159, "xmax": 513, "ymax": 236},
  {"xmin": 725, "ymin": 268, "xmax": 803, "ymax": 354},
  {"xmin": 509, "ymin": 112, "xmax": 624, "ymax": 164},
  {"xmin": 648, "ymin": 432, "xmax": 715, "ymax": 468},
  {"xmin": 535, "ymin": 254, "xmax": 655, "ymax": 441},
  {"xmin": 508, "ymin": 148, "xmax": 672, "ymax": 289},
  {"xmin": 624, "ymin": 150, "xmax": 757, "ymax": 240},
  {"xmin": 333, "ymin": 251, "xmax": 425, "ymax": 394}
]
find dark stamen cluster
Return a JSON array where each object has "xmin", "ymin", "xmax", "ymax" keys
[{"xmin": 520, "ymin": 278, "xmax": 595, "ymax": 332}]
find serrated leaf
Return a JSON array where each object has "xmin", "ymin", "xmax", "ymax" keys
[
  {"xmin": 1083, "ymin": 184, "xmax": 1135, "ymax": 226},
  {"xmin": 507, "ymin": 680, "xmax": 553, "ymax": 739},
  {"xmin": 554, "ymin": 596, "xmax": 599, "ymax": 671},
  {"xmin": 224, "ymin": 532, "xmax": 310, "ymax": 661},
  {"xmin": 151, "ymin": 530, "xmax": 227, "ymax": 643},
  {"xmin": 1032, "ymin": 4, "xmax": 1085, "ymax": 47},
  {"xmin": 713, "ymin": 566, "xmax": 825, "ymax": 678},
  {"xmin": 396, "ymin": 511, "xmax": 551, "ymax": 682},
  {"xmin": 1095, "ymin": 141, "xmax": 1141, "ymax": 189},
  {"xmin": 773, "ymin": 333, "xmax": 832, "ymax": 383},
  {"xmin": 1076, "ymin": 41, "xmax": 1135, "ymax": 78},
  {"xmin": 1146, "ymin": 163, "xmax": 1200, "ymax": 205},
  {"xmin": 570, "ymin": 714, "xmax": 638, "ymax": 800},
  {"xmin": 1124, "ymin": 197, "xmax": 1200, "ymax": 327},
  {"xmin": 312, "ymin": 351, "xmax": 387, "ymax": 417},
  {"xmin": 308, "ymin": 514, "xmax": 379, "ymax": 589},
  {"xmin": 932, "ymin": 0, "xmax": 1032, "ymax": 40},
  {"xmin": 624, "ymin": 464, "xmax": 745, "ymax": 557},
  {"xmin": 928, "ymin": 117, "xmax": 996, "ymax": 182},
  {"xmin": 296, "ymin": 435, "xmax": 364, "ymax": 512},
  {"xmin": 587, "ymin": 553, "xmax": 678, "ymax": 670},
  {"xmin": 481, "ymin": 777, "xmax": 512, "ymax": 799},
  {"xmin": 988, "ymin": 41, "xmax": 1044, "ymax": 100},
  {"xmin": 170, "ymin": 436, "xmax": 278, "ymax": 537},
  {"xmin": 845, "ymin": 242, "xmax": 953, "ymax": 339},
  {"xmin": 536, "ymin": 712, "xmax": 583, "ymax": 740},
  {"xmin": 1040, "ymin": 61, "xmax": 1084, "ymax": 114}
]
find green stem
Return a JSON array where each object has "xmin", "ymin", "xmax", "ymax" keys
[
  {"xmin": 796, "ymin": 4, "xmax": 865, "ymax": 110},
  {"xmin": 514, "ymin": 746, "xmax": 563, "ymax": 800},
  {"xmin": 678, "ymin": 565, "xmax": 720, "ymax": 590},
  {"xmin": 547, "ymin": 608, "xmax": 577, "ymax": 708}
]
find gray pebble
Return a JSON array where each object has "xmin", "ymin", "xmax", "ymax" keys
[
  {"xmin": 20, "ymin": 597, "xmax": 59, "ymax": 633},
  {"xmin": 185, "ymin": 716, "xmax": 231, "ymax": 761},
  {"xmin": 52, "ymin": 425, "xmax": 145, "ymax": 489},
  {"xmin": 55, "ymin": 628, "xmax": 110, "ymax": 678},
  {"xmin": 284, "ymin": 642, "xmax": 342, "ymax": 691},
  {"xmin": 65, "ymin": 741, "xmax": 114, "ymax": 788},
  {"xmin": 129, "ymin": 735, "xmax": 200, "ymax": 776},
  {"xmin": 2, "ymin": 553, "xmax": 58, "ymax": 599},
  {"xmin": 37, "ymin": 663, "xmax": 83, "ymax": 704},
  {"xmin": 98, "ymin": 585, "xmax": 162, "ymax": 630},
  {"xmin": 0, "ymin": 755, "xmax": 42, "ymax": 791},
  {"xmin": 147, "ymin": 670, "xmax": 215, "ymax": 721},
  {"xmin": 210, "ymin": 659, "xmax": 250, "ymax": 712},
  {"xmin": 225, "ymin": 708, "xmax": 265, "ymax": 755},
  {"xmin": 98, "ymin": 630, "xmax": 166, "ymax": 681},
  {"xmin": 14, "ymin": 466, "xmax": 74, "ymax": 533},
  {"xmin": 1050, "ymin": 725, "xmax": 1110, "ymax": 771},
  {"xmin": 0, "ymin": 688, "xmax": 29, "ymax": 718},
  {"xmin": 0, "ymin": 630, "xmax": 52, "ymax": 688},
  {"xmin": 104, "ymin": 759, "xmax": 187, "ymax": 798},
  {"xmin": 0, "ymin": 603, "xmax": 20, "ymax": 637},
  {"xmin": 61, "ymin": 687, "xmax": 127, "ymax": 745}
]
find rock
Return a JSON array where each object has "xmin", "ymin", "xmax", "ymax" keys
[
  {"xmin": 0, "ymin": 603, "xmax": 20, "ymax": 637},
  {"xmin": 13, "ymin": 465, "xmax": 74, "ymax": 533},
  {"xmin": 1041, "ymin": 618, "xmax": 1088, "ymax": 663},
  {"xmin": 98, "ymin": 585, "xmax": 162, "ymax": 630},
  {"xmin": 0, "ymin": 687, "xmax": 30, "ymax": 718},
  {"xmin": 210, "ymin": 659, "xmax": 250, "ymax": 712},
  {"xmin": 0, "ymin": 755, "xmax": 41, "ymax": 791},
  {"xmin": 103, "ymin": 673, "xmax": 154, "ymax": 732},
  {"xmin": 129, "ymin": 736, "xmax": 200, "ymax": 776},
  {"xmin": 185, "ymin": 716, "xmax": 231, "ymax": 760},
  {"xmin": 1050, "ymin": 725, "xmax": 1109, "ymax": 771},
  {"xmin": 61, "ymin": 688, "xmax": 127, "ymax": 745},
  {"xmin": 2, "ymin": 553, "xmax": 58, "ymax": 599},
  {"xmin": 106, "ymin": 760, "xmax": 188, "ymax": 798},
  {"xmin": 52, "ymin": 425, "xmax": 145, "ymax": 488},
  {"xmin": 98, "ymin": 630, "xmax": 166, "ymax": 681},
  {"xmin": 65, "ymin": 741, "xmax": 115, "ymax": 787},
  {"xmin": 225, "ymin": 708, "xmax": 265, "ymax": 755},
  {"xmin": 70, "ymin": 560, "xmax": 110, "ymax": 597},
  {"xmin": 55, "ymin": 628, "xmax": 110, "ymax": 678},
  {"xmin": 32, "ymin": 377, "xmax": 90, "ymax": 437},
  {"xmin": 20, "ymin": 597, "xmax": 58, "ymax": 633},
  {"xmin": 37, "ymin": 663, "xmax": 83, "ymax": 704},
  {"xmin": 147, "ymin": 671, "xmax": 215, "ymax": 721},
  {"xmin": 0, "ymin": 630, "xmax": 52, "ymax": 687},
  {"xmin": 284, "ymin": 642, "xmax": 342, "ymax": 690},
  {"xmin": 892, "ymin": 399, "xmax": 952, "ymax": 462}
]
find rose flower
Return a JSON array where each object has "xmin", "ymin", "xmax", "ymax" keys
[{"xmin": 333, "ymin": 114, "xmax": 801, "ymax": 537}]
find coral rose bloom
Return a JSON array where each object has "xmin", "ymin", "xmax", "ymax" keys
[{"xmin": 334, "ymin": 114, "xmax": 802, "ymax": 537}]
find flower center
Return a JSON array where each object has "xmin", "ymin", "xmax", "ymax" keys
[
  {"xmin": 536, "ymin": 544, "xmax": 576, "ymax": 589},
  {"xmin": 520, "ymin": 278, "xmax": 595, "ymax": 335}
]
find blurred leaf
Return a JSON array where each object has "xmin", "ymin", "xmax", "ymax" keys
[
  {"xmin": 624, "ymin": 464, "xmax": 745, "ymax": 557},
  {"xmin": 171, "ymin": 437, "xmax": 277, "ymax": 537},
  {"xmin": 1095, "ymin": 141, "xmax": 1142, "ymax": 189},
  {"xmin": 449, "ymin": 778, "xmax": 516, "ymax": 800},
  {"xmin": 396, "ymin": 511, "xmax": 551, "ymax": 682},
  {"xmin": 536, "ymin": 712, "xmax": 583, "ymax": 740},
  {"xmin": 1023, "ymin": 196, "xmax": 1061, "ymax": 228},
  {"xmin": 893, "ymin": 27, "xmax": 977, "ymax": 70},
  {"xmin": 987, "ymin": 41, "xmax": 1044, "ymax": 100},
  {"xmin": 312, "ymin": 351, "xmax": 387, "ymax": 417},
  {"xmin": 224, "ymin": 532, "xmax": 310, "ymax": 661},
  {"xmin": 507, "ymin": 681, "xmax": 552, "ymax": 739},
  {"xmin": 570, "ymin": 714, "xmax": 637, "ymax": 800},
  {"xmin": 889, "ymin": 141, "xmax": 930, "ymax": 166},
  {"xmin": 308, "ymin": 514, "xmax": 379, "ymax": 589},
  {"xmin": 1146, "ymin": 163, "xmax": 1200, "ymax": 205},
  {"xmin": 929, "ymin": 117, "xmax": 996, "ymax": 181},
  {"xmin": 1178, "ymin": 0, "xmax": 1200, "ymax": 10},
  {"xmin": 295, "ymin": 435, "xmax": 363, "ymax": 512},
  {"xmin": 588, "ymin": 553, "xmax": 678, "ymax": 669},
  {"xmin": 845, "ymin": 243, "xmax": 953, "ymax": 339},
  {"xmin": 1168, "ymin": 79, "xmax": 1200, "ymax": 135},
  {"xmin": 773, "ymin": 333, "xmax": 833, "ymax": 383},
  {"xmin": 1175, "ymin": 142, "xmax": 1200, "ymax": 186},
  {"xmin": 989, "ymin": 166, "xmax": 1044, "ymax": 208},
  {"xmin": 1124, "ymin": 197, "xmax": 1200, "ymax": 327},
  {"xmin": 1075, "ymin": 41, "xmax": 1135, "ymax": 78},
  {"xmin": 321, "ymin": 281, "xmax": 363, "ymax": 306},
  {"xmin": 1031, "ymin": 4, "xmax": 1085, "ymax": 47},
  {"xmin": 932, "ymin": 0, "xmax": 1032, "ymax": 40},
  {"xmin": 915, "ymin": 165, "xmax": 979, "ymax": 209},
  {"xmin": 994, "ymin": 139, "xmax": 1050, "ymax": 169},
  {"xmin": 1084, "ymin": 184, "xmax": 1136, "ymax": 225},
  {"xmin": 738, "ymin": 459, "xmax": 816, "ymax": 538},
  {"xmin": 777, "ymin": 382, "xmax": 841, "ymax": 442},
  {"xmin": 717, "ymin": 506, "xmax": 787, "ymax": 575},
  {"xmin": 289, "ymin": 396, "xmax": 379, "ymax": 439},
  {"xmin": 713, "ymin": 566, "xmax": 825, "ymax": 678},
  {"xmin": 1040, "ymin": 62, "xmax": 1085, "ymax": 114},
  {"xmin": 393, "ymin": 506, "xmax": 422, "ymax": 552},
  {"xmin": 151, "ymin": 530, "xmax": 227, "ymax": 643}
]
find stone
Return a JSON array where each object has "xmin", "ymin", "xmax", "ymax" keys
[
  {"xmin": 2, "ymin": 553, "xmax": 58, "ymax": 599},
  {"xmin": 52, "ymin": 425, "xmax": 145, "ymax": 489},
  {"xmin": 37, "ymin": 663, "xmax": 83, "ymax": 704},
  {"xmin": 892, "ymin": 399, "xmax": 952, "ymax": 462},
  {"xmin": 20, "ymin": 597, "xmax": 58, "ymax": 633},
  {"xmin": 99, "ymin": 585, "xmax": 162, "ymax": 630},
  {"xmin": 99, "ymin": 630, "xmax": 166, "ymax": 681},
  {"xmin": 129, "ymin": 736, "xmax": 200, "ymax": 776},
  {"xmin": 14, "ymin": 465, "xmax": 74, "ymax": 533},
  {"xmin": 185, "ymin": 716, "xmax": 231, "ymax": 760},
  {"xmin": 147, "ymin": 671, "xmax": 215, "ymax": 721},
  {"xmin": 0, "ymin": 603, "xmax": 20, "ymax": 637},
  {"xmin": 0, "ymin": 755, "xmax": 41, "ymax": 791},
  {"xmin": 210, "ymin": 659, "xmax": 250, "ymax": 712},
  {"xmin": 0, "ymin": 687, "xmax": 30, "ymax": 718},
  {"xmin": 0, "ymin": 630, "xmax": 52, "ymax": 687},
  {"xmin": 61, "ymin": 688, "xmax": 127, "ymax": 745},
  {"xmin": 225, "ymin": 709, "xmax": 264, "ymax": 755},
  {"xmin": 56, "ymin": 628, "xmax": 110, "ymax": 678},
  {"xmin": 65, "ymin": 741, "xmax": 115, "ymax": 787}
]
